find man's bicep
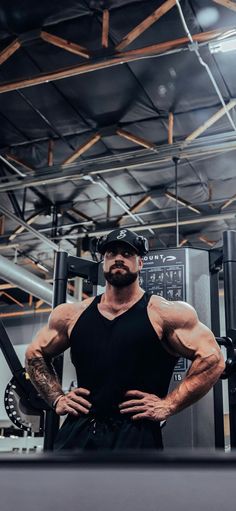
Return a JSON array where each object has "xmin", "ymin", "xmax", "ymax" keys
[
  {"xmin": 25, "ymin": 324, "xmax": 69, "ymax": 361},
  {"xmin": 168, "ymin": 320, "xmax": 220, "ymax": 360}
]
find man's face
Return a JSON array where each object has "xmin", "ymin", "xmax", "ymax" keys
[{"xmin": 103, "ymin": 242, "xmax": 143, "ymax": 288}]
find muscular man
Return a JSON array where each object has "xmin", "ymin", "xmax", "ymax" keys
[{"xmin": 25, "ymin": 228, "xmax": 225, "ymax": 450}]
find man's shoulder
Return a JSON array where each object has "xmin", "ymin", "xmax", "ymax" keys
[
  {"xmin": 148, "ymin": 295, "xmax": 197, "ymax": 324},
  {"xmin": 49, "ymin": 297, "xmax": 96, "ymax": 325}
]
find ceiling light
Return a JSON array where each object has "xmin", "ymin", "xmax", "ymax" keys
[
  {"xmin": 209, "ymin": 38, "xmax": 236, "ymax": 54},
  {"xmin": 165, "ymin": 191, "xmax": 201, "ymax": 214}
]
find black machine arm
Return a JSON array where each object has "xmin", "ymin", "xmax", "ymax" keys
[
  {"xmin": 216, "ymin": 331, "xmax": 236, "ymax": 379},
  {"xmin": 0, "ymin": 319, "xmax": 49, "ymax": 433}
]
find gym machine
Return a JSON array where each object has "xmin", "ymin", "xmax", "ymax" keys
[
  {"xmin": 1, "ymin": 232, "xmax": 236, "ymax": 450},
  {"xmin": 0, "ymin": 254, "xmax": 104, "ymax": 446}
]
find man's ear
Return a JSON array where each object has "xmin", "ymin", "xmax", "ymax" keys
[{"xmin": 138, "ymin": 257, "xmax": 144, "ymax": 271}]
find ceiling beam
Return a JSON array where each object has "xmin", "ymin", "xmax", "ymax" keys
[
  {"xmin": 115, "ymin": 0, "xmax": 176, "ymax": 51},
  {"xmin": 198, "ymin": 235, "xmax": 219, "ymax": 247},
  {"xmin": 165, "ymin": 191, "xmax": 201, "ymax": 214},
  {"xmin": 0, "ymin": 131, "xmax": 236, "ymax": 193},
  {"xmin": 72, "ymin": 212, "xmax": 236, "ymax": 239},
  {"xmin": 48, "ymin": 139, "xmax": 54, "ymax": 167},
  {"xmin": 118, "ymin": 195, "xmax": 152, "ymax": 224},
  {"xmin": 0, "ymin": 215, "xmax": 5, "ymax": 235},
  {"xmin": 0, "ymin": 204, "xmax": 58, "ymax": 251},
  {"xmin": 116, "ymin": 128, "xmax": 157, "ymax": 150},
  {"xmin": 35, "ymin": 298, "xmax": 44, "ymax": 309},
  {"xmin": 62, "ymin": 134, "xmax": 101, "ymax": 166},
  {"xmin": 5, "ymin": 154, "xmax": 34, "ymax": 171},
  {"xmin": 9, "ymin": 212, "xmax": 41, "ymax": 241},
  {"xmin": 0, "ymin": 39, "xmax": 21, "ymax": 65},
  {"xmin": 1, "ymin": 291, "xmax": 24, "ymax": 308},
  {"xmin": 102, "ymin": 9, "xmax": 110, "ymax": 48},
  {"xmin": 69, "ymin": 207, "xmax": 94, "ymax": 222},
  {"xmin": 0, "ymin": 27, "xmax": 229, "ymax": 94},
  {"xmin": 168, "ymin": 112, "xmax": 174, "ymax": 144},
  {"xmin": 182, "ymin": 99, "xmax": 236, "ymax": 146},
  {"xmin": 40, "ymin": 31, "xmax": 90, "ymax": 59},
  {"xmin": 0, "ymin": 307, "xmax": 52, "ymax": 318},
  {"xmin": 213, "ymin": 0, "xmax": 236, "ymax": 12},
  {"xmin": 179, "ymin": 239, "xmax": 188, "ymax": 247},
  {"xmin": 221, "ymin": 193, "xmax": 236, "ymax": 210}
]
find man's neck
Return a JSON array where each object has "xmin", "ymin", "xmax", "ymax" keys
[{"xmin": 103, "ymin": 281, "xmax": 143, "ymax": 305}]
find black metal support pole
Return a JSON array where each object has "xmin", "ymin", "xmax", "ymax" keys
[
  {"xmin": 173, "ymin": 157, "xmax": 180, "ymax": 247},
  {"xmin": 223, "ymin": 230, "xmax": 236, "ymax": 448},
  {"xmin": 43, "ymin": 251, "xmax": 68, "ymax": 451},
  {"xmin": 209, "ymin": 250, "xmax": 224, "ymax": 448}
]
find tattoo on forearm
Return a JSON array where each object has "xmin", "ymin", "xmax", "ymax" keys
[{"xmin": 26, "ymin": 357, "xmax": 64, "ymax": 406}]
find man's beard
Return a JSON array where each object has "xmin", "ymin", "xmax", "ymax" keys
[{"xmin": 104, "ymin": 267, "xmax": 139, "ymax": 288}]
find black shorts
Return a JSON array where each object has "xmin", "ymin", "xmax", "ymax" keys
[{"xmin": 54, "ymin": 414, "xmax": 163, "ymax": 451}]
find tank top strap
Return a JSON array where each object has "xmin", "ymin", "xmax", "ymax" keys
[
  {"xmin": 140, "ymin": 291, "xmax": 153, "ymax": 305},
  {"xmin": 91, "ymin": 294, "xmax": 103, "ymax": 305}
]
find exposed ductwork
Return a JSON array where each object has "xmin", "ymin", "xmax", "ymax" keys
[{"xmin": 0, "ymin": 253, "xmax": 75, "ymax": 306}]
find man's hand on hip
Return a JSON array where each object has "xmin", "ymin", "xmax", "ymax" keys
[
  {"xmin": 119, "ymin": 390, "xmax": 171, "ymax": 421},
  {"xmin": 55, "ymin": 387, "xmax": 92, "ymax": 416}
]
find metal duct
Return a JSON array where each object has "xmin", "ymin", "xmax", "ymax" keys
[{"xmin": 0, "ymin": 253, "xmax": 75, "ymax": 305}]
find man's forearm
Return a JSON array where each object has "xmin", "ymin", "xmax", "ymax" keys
[
  {"xmin": 165, "ymin": 352, "xmax": 224, "ymax": 417},
  {"xmin": 26, "ymin": 356, "xmax": 64, "ymax": 407}
]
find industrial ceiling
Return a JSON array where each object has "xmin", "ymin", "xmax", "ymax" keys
[{"xmin": 0, "ymin": 0, "xmax": 236, "ymax": 311}]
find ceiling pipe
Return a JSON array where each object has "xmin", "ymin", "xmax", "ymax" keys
[
  {"xmin": 175, "ymin": 0, "xmax": 236, "ymax": 133},
  {"xmin": 0, "ymin": 131, "xmax": 236, "ymax": 194},
  {"xmin": 0, "ymin": 203, "xmax": 58, "ymax": 252},
  {"xmin": 0, "ymin": 253, "xmax": 75, "ymax": 305}
]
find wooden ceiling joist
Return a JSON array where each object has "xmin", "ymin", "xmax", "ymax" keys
[
  {"xmin": 0, "ymin": 39, "xmax": 21, "ymax": 66},
  {"xmin": 0, "ymin": 291, "xmax": 24, "ymax": 308},
  {"xmin": 115, "ymin": 0, "xmax": 176, "ymax": 51},
  {"xmin": 168, "ymin": 112, "xmax": 174, "ymax": 144},
  {"xmin": 198, "ymin": 236, "xmax": 218, "ymax": 247},
  {"xmin": 0, "ymin": 215, "xmax": 5, "ymax": 236},
  {"xmin": 118, "ymin": 195, "xmax": 151, "ymax": 224},
  {"xmin": 0, "ymin": 28, "xmax": 229, "ymax": 94},
  {"xmin": 179, "ymin": 239, "xmax": 188, "ymax": 247},
  {"xmin": 62, "ymin": 134, "xmax": 101, "ymax": 166},
  {"xmin": 165, "ymin": 191, "xmax": 201, "ymax": 214},
  {"xmin": 48, "ymin": 139, "xmax": 54, "ymax": 167},
  {"xmin": 129, "ymin": 195, "xmax": 152, "ymax": 213},
  {"xmin": 0, "ymin": 307, "xmax": 52, "ymax": 319},
  {"xmin": 9, "ymin": 212, "xmax": 40, "ymax": 241},
  {"xmin": 35, "ymin": 299, "xmax": 44, "ymax": 309},
  {"xmin": 221, "ymin": 193, "xmax": 236, "ymax": 210},
  {"xmin": 69, "ymin": 208, "xmax": 93, "ymax": 222},
  {"xmin": 40, "ymin": 31, "xmax": 90, "ymax": 59},
  {"xmin": 5, "ymin": 154, "xmax": 34, "ymax": 171},
  {"xmin": 183, "ymin": 98, "xmax": 236, "ymax": 146},
  {"xmin": 102, "ymin": 10, "xmax": 110, "ymax": 48},
  {"xmin": 213, "ymin": 0, "xmax": 236, "ymax": 12},
  {"xmin": 116, "ymin": 128, "xmax": 156, "ymax": 150}
]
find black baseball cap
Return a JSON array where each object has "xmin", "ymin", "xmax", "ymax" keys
[{"xmin": 97, "ymin": 228, "xmax": 149, "ymax": 256}]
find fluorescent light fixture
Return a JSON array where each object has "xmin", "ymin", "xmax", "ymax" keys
[
  {"xmin": 209, "ymin": 37, "xmax": 236, "ymax": 54},
  {"xmin": 165, "ymin": 191, "xmax": 201, "ymax": 214}
]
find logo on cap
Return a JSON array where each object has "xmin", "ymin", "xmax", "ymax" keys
[{"xmin": 116, "ymin": 229, "xmax": 127, "ymax": 240}]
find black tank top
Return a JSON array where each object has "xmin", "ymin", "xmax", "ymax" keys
[{"xmin": 70, "ymin": 292, "xmax": 178, "ymax": 418}]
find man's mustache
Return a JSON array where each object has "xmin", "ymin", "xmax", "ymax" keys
[{"xmin": 110, "ymin": 262, "xmax": 129, "ymax": 271}]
